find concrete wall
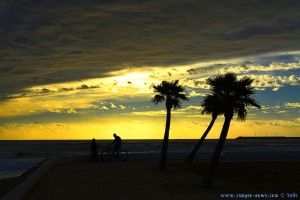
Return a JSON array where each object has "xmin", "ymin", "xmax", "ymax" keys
[{"xmin": 1, "ymin": 155, "xmax": 90, "ymax": 200}]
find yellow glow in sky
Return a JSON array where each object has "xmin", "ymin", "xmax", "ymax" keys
[{"xmin": 1, "ymin": 60, "xmax": 300, "ymax": 140}]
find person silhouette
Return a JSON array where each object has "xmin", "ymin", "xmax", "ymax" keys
[
  {"xmin": 111, "ymin": 133, "xmax": 122, "ymax": 158},
  {"xmin": 90, "ymin": 138, "xmax": 98, "ymax": 161}
]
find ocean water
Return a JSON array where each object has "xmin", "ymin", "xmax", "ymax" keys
[
  {"xmin": 1, "ymin": 139, "xmax": 300, "ymax": 179},
  {"xmin": 1, "ymin": 139, "xmax": 300, "ymax": 155}
]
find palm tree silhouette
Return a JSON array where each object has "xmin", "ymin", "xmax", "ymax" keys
[
  {"xmin": 186, "ymin": 94, "xmax": 223, "ymax": 163},
  {"xmin": 202, "ymin": 73, "xmax": 261, "ymax": 187},
  {"xmin": 152, "ymin": 80, "xmax": 188, "ymax": 170}
]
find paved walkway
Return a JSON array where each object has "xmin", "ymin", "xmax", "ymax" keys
[{"xmin": 22, "ymin": 161, "xmax": 219, "ymax": 200}]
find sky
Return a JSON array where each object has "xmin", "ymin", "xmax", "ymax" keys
[{"xmin": 0, "ymin": 0, "xmax": 299, "ymax": 140}]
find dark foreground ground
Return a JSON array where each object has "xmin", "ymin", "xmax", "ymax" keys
[{"xmin": 22, "ymin": 160, "xmax": 300, "ymax": 200}]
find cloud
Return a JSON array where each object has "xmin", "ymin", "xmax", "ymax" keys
[
  {"xmin": 59, "ymin": 87, "xmax": 74, "ymax": 92},
  {"xmin": 249, "ymin": 75, "xmax": 300, "ymax": 90},
  {"xmin": 129, "ymin": 110, "xmax": 170, "ymax": 117},
  {"xmin": 110, "ymin": 103, "xmax": 117, "ymax": 109},
  {"xmin": 285, "ymin": 102, "xmax": 300, "ymax": 108},
  {"xmin": 67, "ymin": 108, "xmax": 77, "ymax": 114},
  {"xmin": 119, "ymin": 105, "xmax": 126, "ymax": 110},
  {"xmin": 188, "ymin": 90, "xmax": 206, "ymax": 97},
  {"xmin": 268, "ymin": 119, "xmax": 300, "ymax": 127},
  {"xmin": 222, "ymin": 19, "xmax": 300, "ymax": 40},
  {"xmin": 182, "ymin": 73, "xmax": 300, "ymax": 91},
  {"xmin": 99, "ymin": 106, "xmax": 109, "ymax": 110},
  {"xmin": 186, "ymin": 60, "xmax": 300, "ymax": 77},
  {"xmin": 258, "ymin": 103, "xmax": 300, "ymax": 116},
  {"xmin": 0, "ymin": 1, "xmax": 299, "ymax": 141},
  {"xmin": 181, "ymin": 105, "xmax": 203, "ymax": 111},
  {"xmin": 183, "ymin": 78, "xmax": 209, "ymax": 89},
  {"xmin": 128, "ymin": 106, "xmax": 212, "ymax": 118},
  {"xmin": 277, "ymin": 110, "xmax": 287, "ymax": 114},
  {"xmin": 1, "ymin": 0, "xmax": 300, "ymax": 96},
  {"xmin": 77, "ymin": 84, "xmax": 89, "ymax": 90},
  {"xmin": 48, "ymin": 108, "xmax": 62, "ymax": 113}
]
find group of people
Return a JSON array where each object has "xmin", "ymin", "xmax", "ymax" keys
[{"xmin": 90, "ymin": 133, "xmax": 122, "ymax": 161}]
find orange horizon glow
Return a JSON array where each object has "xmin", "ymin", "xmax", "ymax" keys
[{"xmin": 1, "ymin": 116, "xmax": 299, "ymax": 140}]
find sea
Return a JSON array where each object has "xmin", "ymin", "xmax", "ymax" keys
[{"xmin": 1, "ymin": 138, "xmax": 300, "ymax": 179}]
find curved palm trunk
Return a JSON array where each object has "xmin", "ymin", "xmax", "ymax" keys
[
  {"xmin": 202, "ymin": 115, "xmax": 232, "ymax": 187},
  {"xmin": 158, "ymin": 108, "xmax": 171, "ymax": 171},
  {"xmin": 186, "ymin": 116, "xmax": 217, "ymax": 163}
]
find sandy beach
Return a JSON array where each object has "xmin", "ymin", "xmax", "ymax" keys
[{"xmin": 20, "ymin": 159, "xmax": 300, "ymax": 200}]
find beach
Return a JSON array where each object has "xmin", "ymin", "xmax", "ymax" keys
[{"xmin": 1, "ymin": 139, "xmax": 300, "ymax": 199}]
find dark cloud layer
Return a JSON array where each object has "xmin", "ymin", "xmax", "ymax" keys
[{"xmin": 1, "ymin": 0, "xmax": 300, "ymax": 96}]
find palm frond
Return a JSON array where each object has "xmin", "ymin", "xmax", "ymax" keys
[
  {"xmin": 205, "ymin": 73, "xmax": 261, "ymax": 121},
  {"xmin": 201, "ymin": 94, "xmax": 224, "ymax": 116},
  {"xmin": 151, "ymin": 80, "xmax": 189, "ymax": 110},
  {"xmin": 244, "ymin": 98, "xmax": 261, "ymax": 109},
  {"xmin": 176, "ymin": 93, "xmax": 189, "ymax": 101},
  {"xmin": 236, "ymin": 103, "xmax": 247, "ymax": 121},
  {"xmin": 171, "ymin": 99, "xmax": 182, "ymax": 109},
  {"xmin": 208, "ymin": 73, "xmax": 238, "ymax": 95},
  {"xmin": 151, "ymin": 94, "xmax": 165, "ymax": 104}
]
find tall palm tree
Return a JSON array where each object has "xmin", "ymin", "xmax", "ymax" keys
[
  {"xmin": 152, "ymin": 80, "xmax": 189, "ymax": 170},
  {"xmin": 186, "ymin": 94, "xmax": 223, "ymax": 163},
  {"xmin": 202, "ymin": 73, "xmax": 261, "ymax": 187}
]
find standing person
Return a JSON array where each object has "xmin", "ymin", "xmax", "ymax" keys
[
  {"xmin": 111, "ymin": 133, "xmax": 122, "ymax": 158},
  {"xmin": 90, "ymin": 138, "xmax": 98, "ymax": 161}
]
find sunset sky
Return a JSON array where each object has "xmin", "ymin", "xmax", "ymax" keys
[{"xmin": 0, "ymin": 0, "xmax": 299, "ymax": 140}]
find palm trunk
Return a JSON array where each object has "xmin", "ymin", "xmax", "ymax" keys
[
  {"xmin": 202, "ymin": 115, "xmax": 232, "ymax": 187},
  {"xmin": 186, "ymin": 116, "xmax": 217, "ymax": 163},
  {"xmin": 158, "ymin": 108, "xmax": 171, "ymax": 171}
]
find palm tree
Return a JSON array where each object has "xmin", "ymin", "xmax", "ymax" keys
[
  {"xmin": 186, "ymin": 94, "xmax": 223, "ymax": 163},
  {"xmin": 202, "ymin": 73, "xmax": 261, "ymax": 187},
  {"xmin": 152, "ymin": 80, "xmax": 189, "ymax": 170}
]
